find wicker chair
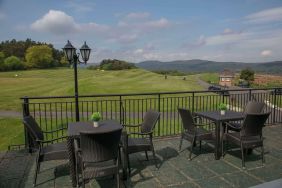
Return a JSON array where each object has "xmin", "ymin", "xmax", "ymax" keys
[
  {"xmin": 123, "ymin": 110, "xmax": 160, "ymax": 175},
  {"xmin": 228, "ymin": 101, "xmax": 265, "ymax": 132},
  {"xmin": 222, "ymin": 112, "xmax": 270, "ymax": 168},
  {"xmin": 74, "ymin": 129, "xmax": 122, "ymax": 188},
  {"xmin": 178, "ymin": 108, "xmax": 215, "ymax": 160},
  {"xmin": 23, "ymin": 116, "xmax": 68, "ymax": 187}
]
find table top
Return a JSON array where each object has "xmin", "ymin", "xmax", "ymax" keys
[
  {"xmin": 68, "ymin": 120, "xmax": 123, "ymax": 136},
  {"xmin": 194, "ymin": 110, "xmax": 244, "ymax": 122}
]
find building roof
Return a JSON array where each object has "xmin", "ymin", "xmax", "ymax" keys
[{"xmin": 219, "ymin": 69, "xmax": 235, "ymax": 77}]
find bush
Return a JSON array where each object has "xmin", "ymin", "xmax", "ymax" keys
[
  {"xmin": 0, "ymin": 52, "xmax": 5, "ymax": 71},
  {"xmin": 153, "ymin": 70, "xmax": 186, "ymax": 76},
  {"xmin": 240, "ymin": 68, "xmax": 254, "ymax": 83},
  {"xmin": 97, "ymin": 59, "xmax": 137, "ymax": 70},
  {"xmin": 25, "ymin": 45, "xmax": 54, "ymax": 68},
  {"xmin": 3, "ymin": 56, "xmax": 25, "ymax": 71}
]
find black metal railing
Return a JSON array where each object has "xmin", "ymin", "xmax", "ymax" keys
[{"xmin": 21, "ymin": 88, "xmax": 282, "ymax": 146}]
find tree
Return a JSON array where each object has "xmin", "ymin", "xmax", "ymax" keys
[
  {"xmin": 25, "ymin": 45, "xmax": 54, "ymax": 68},
  {"xmin": 0, "ymin": 52, "xmax": 5, "ymax": 71},
  {"xmin": 98, "ymin": 59, "xmax": 137, "ymax": 70},
  {"xmin": 240, "ymin": 68, "xmax": 255, "ymax": 83},
  {"xmin": 0, "ymin": 38, "xmax": 64, "ymax": 63},
  {"xmin": 59, "ymin": 55, "xmax": 69, "ymax": 67},
  {"xmin": 4, "ymin": 56, "xmax": 25, "ymax": 70}
]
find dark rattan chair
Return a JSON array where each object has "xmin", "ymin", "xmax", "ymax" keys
[
  {"xmin": 228, "ymin": 101, "xmax": 265, "ymax": 132},
  {"xmin": 123, "ymin": 110, "xmax": 160, "ymax": 175},
  {"xmin": 178, "ymin": 108, "xmax": 215, "ymax": 160},
  {"xmin": 74, "ymin": 129, "xmax": 122, "ymax": 188},
  {"xmin": 222, "ymin": 112, "xmax": 270, "ymax": 168},
  {"xmin": 23, "ymin": 116, "xmax": 68, "ymax": 187}
]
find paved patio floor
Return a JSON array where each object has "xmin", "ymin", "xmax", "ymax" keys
[{"xmin": 1, "ymin": 125, "xmax": 282, "ymax": 188}]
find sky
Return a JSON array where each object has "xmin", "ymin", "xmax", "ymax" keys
[{"xmin": 1, "ymin": 0, "xmax": 282, "ymax": 63}]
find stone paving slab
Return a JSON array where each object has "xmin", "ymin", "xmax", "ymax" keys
[{"xmin": 0, "ymin": 125, "xmax": 282, "ymax": 188}]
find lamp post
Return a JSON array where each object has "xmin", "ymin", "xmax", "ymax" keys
[{"xmin": 63, "ymin": 40, "xmax": 91, "ymax": 122}]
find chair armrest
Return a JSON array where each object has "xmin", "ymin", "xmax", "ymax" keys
[
  {"xmin": 38, "ymin": 136, "xmax": 68, "ymax": 144},
  {"xmin": 224, "ymin": 122, "xmax": 242, "ymax": 130},
  {"xmin": 194, "ymin": 121, "xmax": 215, "ymax": 127},
  {"xmin": 74, "ymin": 139, "xmax": 81, "ymax": 153},
  {"xmin": 42, "ymin": 127, "xmax": 67, "ymax": 134},
  {"xmin": 193, "ymin": 115, "xmax": 203, "ymax": 123},
  {"xmin": 123, "ymin": 124, "xmax": 142, "ymax": 128}
]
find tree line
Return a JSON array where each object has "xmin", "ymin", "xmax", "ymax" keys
[
  {"xmin": 0, "ymin": 39, "xmax": 68, "ymax": 71},
  {"xmin": 88, "ymin": 59, "xmax": 136, "ymax": 70}
]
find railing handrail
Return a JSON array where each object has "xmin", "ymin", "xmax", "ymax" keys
[{"xmin": 20, "ymin": 87, "xmax": 282, "ymax": 100}]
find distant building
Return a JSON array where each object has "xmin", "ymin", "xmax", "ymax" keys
[{"xmin": 219, "ymin": 69, "xmax": 234, "ymax": 87}]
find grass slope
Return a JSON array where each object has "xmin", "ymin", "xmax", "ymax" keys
[
  {"xmin": 0, "ymin": 68, "xmax": 202, "ymax": 111},
  {"xmin": 0, "ymin": 68, "xmax": 202, "ymax": 150}
]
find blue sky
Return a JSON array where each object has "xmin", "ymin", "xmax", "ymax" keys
[{"xmin": 1, "ymin": 0, "xmax": 282, "ymax": 63}]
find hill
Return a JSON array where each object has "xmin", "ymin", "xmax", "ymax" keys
[
  {"xmin": 137, "ymin": 59, "xmax": 282, "ymax": 74},
  {"xmin": 0, "ymin": 68, "xmax": 203, "ymax": 111}
]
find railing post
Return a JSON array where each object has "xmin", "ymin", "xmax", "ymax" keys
[
  {"xmin": 22, "ymin": 97, "xmax": 31, "ymax": 152},
  {"xmin": 221, "ymin": 90, "xmax": 225, "ymax": 103},
  {"xmin": 192, "ymin": 92, "xmax": 195, "ymax": 113},
  {"xmin": 158, "ymin": 94, "xmax": 161, "ymax": 137},
  {"xmin": 273, "ymin": 89, "xmax": 277, "ymax": 124},
  {"xmin": 249, "ymin": 89, "xmax": 252, "ymax": 101},
  {"xmin": 119, "ymin": 95, "xmax": 123, "ymax": 124}
]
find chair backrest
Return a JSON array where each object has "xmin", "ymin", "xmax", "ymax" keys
[
  {"xmin": 23, "ymin": 116, "xmax": 44, "ymax": 142},
  {"xmin": 178, "ymin": 108, "xmax": 195, "ymax": 133},
  {"xmin": 241, "ymin": 112, "xmax": 270, "ymax": 137},
  {"xmin": 244, "ymin": 101, "xmax": 265, "ymax": 114},
  {"xmin": 79, "ymin": 129, "xmax": 122, "ymax": 163},
  {"xmin": 141, "ymin": 110, "xmax": 160, "ymax": 133}
]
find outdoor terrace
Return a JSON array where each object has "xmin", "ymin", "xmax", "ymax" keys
[{"xmin": 1, "ymin": 124, "xmax": 282, "ymax": 188}]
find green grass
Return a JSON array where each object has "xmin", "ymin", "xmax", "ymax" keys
[
  {"xmin": 0, "ymin": 68, "xmax": 203, "ymax": 111},
  {"xmin": 199, "ymin": 73, "xmax": 219, "ymax": 84},
  {"xmin": 0, "ymin": 68, "xmax": 204, "ymax": 150},
  {"xmin": 0, "ymin": 117, "xmax": 24, "ymax": 151}
]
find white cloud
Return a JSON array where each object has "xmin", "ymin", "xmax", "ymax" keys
[
  {"xmin": 66, "ymin": 1, "xmax": 95, "ymax": 13},
  {"xmin": 125, "ymin": 12, "xmax": 150, "ymax": 20},
  {"xmin": 245, "ymin": 7, "xmax": 282, "ymax": 23},
  {"xmin": 205, "ymin": 32, "xmax": 249, "ymax": 46},
  {"xmin": 142, "ymin": 18, "xmax": 170, "ymax": 29},
  {"xmin": 261, "ymin": 50, "xmax": 272, "ymax": 57},
  {"xmin": 31, "ymin": 10, "xmax": 78, "ymax": 35},
  {"xmin": 31, "ymin": 10, "xmax": 172, "ymax": 46}
]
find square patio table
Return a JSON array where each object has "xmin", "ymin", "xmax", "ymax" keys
[
  {"xmin": 67, "ymin": 120, "xmax": 126, "ymax": 187},
  {"xmin": 194, "ymin": 110, "xmax": 244, "ymax": 160}
]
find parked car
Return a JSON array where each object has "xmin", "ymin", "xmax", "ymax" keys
[
  {"xmin": 271, "ymin": 88, "xmax": 282, "ymax": 95},
  {"xmin": 208, "ymin": 85, "xmax": 230, "ymax": 96}
]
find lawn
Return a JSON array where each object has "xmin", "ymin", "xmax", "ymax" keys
[
  {"xmin": 0, "ymin": 117, "xmax": 24, "ymax": 151},
  {"xmin": 0, "ymin": 68, "xmax": 204, "ymax": 150},
  {"xmin": 199, "ymin": 73, "xmax": 219, "ymax": 84},
  {"xmin": 0, "ymin": 68, "xmax": 203, "ymax": 111}
]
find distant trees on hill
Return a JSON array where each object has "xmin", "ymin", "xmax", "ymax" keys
[
  {"xmin": 88, "ymin": 59, "xmax": 137, "ymax": 70},
  {"xmin": 0, "ymin": 38, "xmax": 67, "ymax": 71},
  {"xmin": 153, "ymin": 70, "xmax": 186, "ymax": 76}
]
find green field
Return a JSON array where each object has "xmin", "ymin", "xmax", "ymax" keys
[
  {"xmin": 199, "ymin": 73, "xmax": 219, "ymax": 84},
  {"xmin": 0, "ymin": 117, "xmax": 24, "ymax": 150},
  {"xmin": 0, "ymin": 68, "xmax": 204, "ymax": 150},
  {"xmin": 0, "ymin": 68, "xmax": 203, "ymax": 111}
]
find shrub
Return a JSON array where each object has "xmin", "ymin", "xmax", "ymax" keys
[
  {"xmin": 97, "ymin": 59, "xmax": 137, "ymax": 70},
  {"xmin": 25, "ymin": 45, "xmax": 54, "ymax": 68},
  {"xmin": 3, "ymin": 56, "xmax": 25, "ymax": 70}
]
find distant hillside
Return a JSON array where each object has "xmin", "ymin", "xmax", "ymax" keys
[{"xmin": 137, "ymin": 59, "xmax": 282, "ymax": 74}]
